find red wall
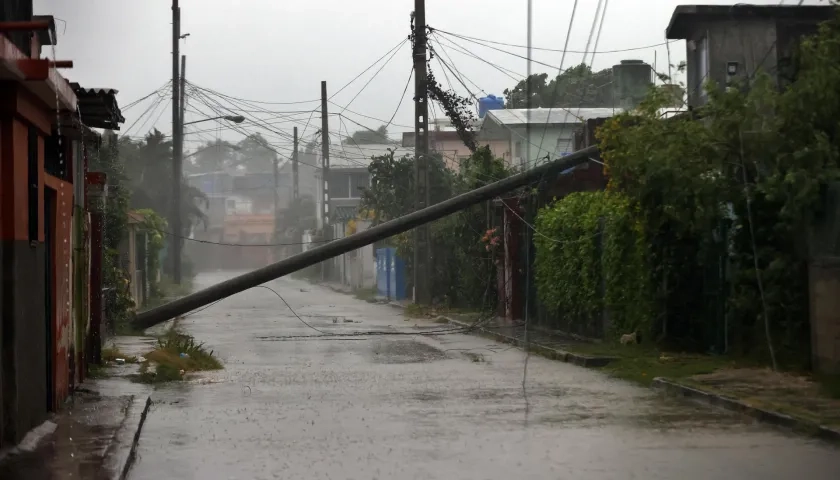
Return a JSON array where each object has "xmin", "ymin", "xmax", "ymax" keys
[{"xmin": 44, "ymin": 175, "xmax": 73, "ymax": 407}]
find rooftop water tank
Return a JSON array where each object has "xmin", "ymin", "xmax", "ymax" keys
[
  {"xmin": 478, "ymin": 94, "xmax": 505, "ymax": 118},
  {"xmin": 612, "ymin": 59, "xmax": 653, "ymax": 110}
]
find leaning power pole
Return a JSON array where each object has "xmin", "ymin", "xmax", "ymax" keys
[
  {"xmin": 133, "ymin": 146, "xmax": 598, "ymax": 329},
  {"xmin": 171, "ymin": 0, "xmax": 183, "ymax": 283},
  {"xmin": 413, "ymin": 0, "xmax": 430, "ymax": 304},
  {"xmin": 320, "ymin": 81, "xmax": 332, "ymax": 279}
]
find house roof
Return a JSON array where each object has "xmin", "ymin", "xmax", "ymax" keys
[
  {"xmin": 666, "ymin": 4, "xmax": 835, "ymax": 40},
  {"xmin": 71, "ymin": 83, "xmax": 125, "ymax": 130},
  {"xmin": 329, "ymin": 144, "xmax": 413, "ymax": 169},
  {"xmin": 485, "ymin": 108, "xmax": 620, "ymax": 126},
  {"xmin": 127, "ymin": 211, "xmax": 147, "ymax": 225}
]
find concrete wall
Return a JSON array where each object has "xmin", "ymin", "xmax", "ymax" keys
[
  {"xmin": 508, "ymin": 124, "xmax": 578, "ymax": 168},
  {"xmin": 684, "ymin": 19, "xmax": 777, "ymax": 107},
  {"xmin": 809, "ymin": 258, "xmax": 840, "ymax": 374},
  {"xmin": 0, "ymin": 85, "xmax": 52, "ymax": 446}
]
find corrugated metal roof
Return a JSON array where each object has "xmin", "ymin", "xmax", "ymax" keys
[
  {"xmin": 72, "ymin": 86, "xmax": 120, "ymax": 96},
  {"xmin": 329, "ymin": 144, "xmax": 413, "ymax": 169},
  {"xmin": 486, "ymin": 107, "xmax": 620, "ymax": 126},
  {"xmin": 70, "ymin": 82, "xmax": 125, "ymax": 130}
]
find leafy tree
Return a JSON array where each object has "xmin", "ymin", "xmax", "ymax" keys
[
  {"xmin": 236, "ymin": 133, "xmax": 277, "ymax": 173},
  {"xmin": 120, "ymin": 129, "xmax": 207, "ymax": 238},
  {"xmin": 359, "ymin": 146, "xmax": 512, "ymax": 307},
  {"xmin": 344, "ymin": 125, "xmax": 392, "ymax": 145},
  {"xmin": 186, "ymin": 139, "xmax": 238, "ymax": 174},
  {"xmin": 504, "ymin": 63, "xmax": 615, "ymax": 109}
]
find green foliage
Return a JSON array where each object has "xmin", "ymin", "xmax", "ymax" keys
[
  {"xmin": 591, "ymin": 9, "xmax": 840, "ymax": 361},
  {"xmin": 343, "ymin": 125, "xmax": 393, "ymax": 145},
  {"xmin": 361, "ymin": 146, "xmax": 513, "ymax": 308},
  {"xmin": 534, "ymin": 191, "xmax": 651, "ymax": 338},
  {"xmin": 88, "ymin": 133, "xmax": 135, "ymax": 333},
  {"xmin": 504, "ymin": 64, "xmax": 615, "ymax": 109},
  {"xmin": 121, "ymin": 129, "xmax": 207, "ymax": 239},
  {"xmin": 135, "ymin": 208, "xmax": 167, "ymax": 298}
]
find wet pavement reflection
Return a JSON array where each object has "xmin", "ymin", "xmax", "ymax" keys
[{"xmin": 128, "ymin": 272, "xmax": 840, "ymax": 480}]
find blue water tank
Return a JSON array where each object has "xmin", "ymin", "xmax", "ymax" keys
[{"xmin": 478, "ymin": 94, "xmax": 505, "ymax": 118}]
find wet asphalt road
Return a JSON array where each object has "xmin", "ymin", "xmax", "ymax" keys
[{"xmin": 128, "ymin": 272, "xmax": 840, "ymax": 480}]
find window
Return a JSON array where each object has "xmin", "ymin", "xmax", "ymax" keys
[
  {"xmin": 328, "ymin": 171, "xmax": 351, "ymax": 198},
  {"xmin": 696, "ymin": 35, "xmax": 710, "ymax": 102},
  {"xmin": 349, "ymin": 173, "xmax": 369, "ymax": 198},
  {"xmin": 28, "ymin": 127, "xmax": 39, "ymax": 243}
]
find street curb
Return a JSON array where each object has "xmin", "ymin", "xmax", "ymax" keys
[
  {"xmin": 443, "ymin": 317, "xmax": 617, "ymax": 367},
  {"xmin": 387, "ymin": 301, "xmax": 615, "ymax": 367},
  {"xmin": 651, "ymin": 377, "xmax": 840, "ymax": 444},
  {"xmin": 116, "ymin": 395, "xmax": 152, "ymax": 480}
]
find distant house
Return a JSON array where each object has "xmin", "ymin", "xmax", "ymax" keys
[
  {"xmin": 318, "ymin": 144, "xmax": 413, "ymax": 225},
  {"xmin": 666, "ymin": 4, "xmax": 835, "ymax": 108},
  {"xmin": 401, "ymin": 118, "xmax": 510, "ymax": 171},
  {"xmin": 479, "ymin": 108, "xmax": 620, "ymax": 169}
]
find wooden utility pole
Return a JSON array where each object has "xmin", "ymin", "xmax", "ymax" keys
[
  {"xmin": 293, "ymin": 126, "xmax": 299, "ymax": 201},
  {"xmin": 320, "ymin": 81, "xmax": 332, "ymax": 279},
  {"xmin": 171, "ymin": 0, "xmax": 183, "ymax": 283},
  {"xmin": 413, "ymin": 0, "xmax": 430, "ymax": 304}
]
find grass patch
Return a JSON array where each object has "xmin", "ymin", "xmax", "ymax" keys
[
  {"xmin": 816, "ymin": 374, "xmax": 840, "ymax": 399},
  {"xmin": 353, "ymin": 287, "xmax": 378, "ymax": 302},
  {"xmin": 132, "ymin": 328, "xmax": 222, "ymax": 384},
  {"xmin": 403, "ymin": 303, "xmax": 480, "ymax": 320},
  {"xmin": 566, "ymin": 343, "xmax": 746, "ymax": 387},
  {"xmin": 101, "ymin": 346, "xmax": 137, "ymax": 364}
]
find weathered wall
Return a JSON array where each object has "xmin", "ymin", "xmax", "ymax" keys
[
  {"xmin": 0, "ymin": 84, "xmax": 71, "ymax": 446},
  {"xmin": 809, "ymin": 258, "xmax": 840, "ymax": 374},
  {"xmin": 45, "ymin": 176, "xmax": 74, "ymax": 405}
]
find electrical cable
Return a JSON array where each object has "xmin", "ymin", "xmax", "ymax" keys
[
  {"xmin": 432, "ymin": 27, "xmax": 675, "ymax": 55},
  {"xmin": 162, "ymin": 230, "xmax": 331, "ymax": 247},
  {"xmin": 330, "ymin": 38, "xmax": 409, "ymax": 99}
]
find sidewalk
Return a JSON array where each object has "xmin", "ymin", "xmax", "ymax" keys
[{"xmin": 0, "ymin": 337, "xmax": 154, "ymax": 480}]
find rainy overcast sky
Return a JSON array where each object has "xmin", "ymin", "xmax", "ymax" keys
[{"xmin": 35, "ymin": 0, "xmax": 830, "ymax": 156}]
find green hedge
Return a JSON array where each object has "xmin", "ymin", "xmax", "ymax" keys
[{"xmin": 534, "ymin": 191, "xmax": 651, "ymax": 337}]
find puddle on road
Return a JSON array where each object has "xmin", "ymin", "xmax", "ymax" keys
[{"xmin": 371, "ymin": 340, "xmax": 447, "ymax": 364}]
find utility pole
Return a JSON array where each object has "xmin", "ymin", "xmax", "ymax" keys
[
  {"xmin": 171, "ymin": 0, "xmax": 183, "ymax": 283},
  {"xmin": 293, "ymin": 126, "xmax": 299, "ymax": 202},
  {"xmin": 413, "ymin": 0, "xmax": 430, "ymax": 304},
  {"xmin": 273, "ymin": 147, "xmax": 280, "ymax": 259},
  {"xmin": 320, "ymin": 81, "xmax": 332, "ymax": 279}
]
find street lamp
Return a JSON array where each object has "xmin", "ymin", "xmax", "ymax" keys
[{"xmin": 183, "ymin": 115, "xmax": 245, "ymax": 127}]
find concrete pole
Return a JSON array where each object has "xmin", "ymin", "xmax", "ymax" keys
[
  {"xmin": 321, "ymin": 81, "xmax": 332, "ymax": 280},
  {"xmin": 171, "ymin": 1, "xmax": 182, "ymax": 283},
  {"xmin": 413, "ymin": 0, "xmax": 431, "ymax": 305}
]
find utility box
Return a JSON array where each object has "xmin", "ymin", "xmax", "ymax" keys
[{"xmin": 376, "ymin": 248, "xmax": 406, "ymax": 301}]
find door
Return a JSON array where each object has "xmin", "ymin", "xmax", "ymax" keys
[{"xmin": 44, "ymin": 187, "xmax": 56, "ymax": 411}]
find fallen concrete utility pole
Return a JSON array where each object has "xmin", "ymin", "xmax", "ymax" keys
[{"xmin": 133, "ymin": 145, "xmax": 598, "ymax": 329}]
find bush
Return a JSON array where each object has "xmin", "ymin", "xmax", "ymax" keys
[{"xmin": 534, "ymin": 191, "xmax": 651, "ymax": 338}]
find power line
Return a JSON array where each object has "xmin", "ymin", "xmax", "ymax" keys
[
  {"xmin": 330, "ymin": 38, "xmax": 409, "ymax": 99},
  {"xmin": 432, "ymin": 33, "xmax": 522, "ymax": 81},
  {"xmin": 432, "ymin": 27, "xmax": 675, "ymax": 55},
  {"xmin": 164, "ymin": 230, "xmax": 330, "ymax": 247},
  {"xmin": 337, "ymin": 39, "xmax": 408, "ymax": 115}
]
